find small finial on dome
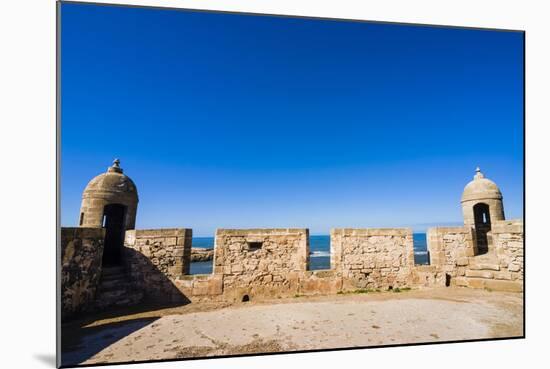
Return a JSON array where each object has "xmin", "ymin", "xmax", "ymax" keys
[
  {"xmin": 474, "ymin": 166, "xmax": 484, "ymax": 179},
  {"xmin": 108, "ymin": 158, "xmax": 123, "ymax": 173}
]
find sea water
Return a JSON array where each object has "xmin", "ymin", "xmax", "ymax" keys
[{"xmin": 189, "ymin": 233, "xmax": 429, "ymax": 275}]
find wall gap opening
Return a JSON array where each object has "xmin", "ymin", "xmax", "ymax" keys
[
  {"xmin": 413, "ymin": 232, "xmax": 430, "ymax": 265},
  {"xmin": 307, "ymin": 232, "xmax": 331, "ymax": 271},
  {"xmin": 188, "ymin": 233, "xmax": 215, "ymax": 275}
]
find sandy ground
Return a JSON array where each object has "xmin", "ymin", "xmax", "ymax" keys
[{"xmin": 62, "ymin": 287, "xmax": 523, "ymax": 366}]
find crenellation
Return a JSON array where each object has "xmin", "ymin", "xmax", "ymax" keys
[{"xmin": 60, "ymin": 164, "xmax": 523, "ymax": 318}]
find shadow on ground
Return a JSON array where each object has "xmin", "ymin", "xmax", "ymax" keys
[
  {"xmin": 62, "ymin": 317, "xmax": 158, "ymax": 366},
  {"xmin": 61, "ymin": 246, "xmax": 192, "ymax": 366}
]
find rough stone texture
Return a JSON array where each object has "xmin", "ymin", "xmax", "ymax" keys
[
  {"xmin": 332, "ymin": 228, "xmax": 415, "ymax": 290},
  {"xmin": 427, "ymin": 227, "xmax": 475, "ymax": 278},
  {"xmin": 410, "ymin": 265, "xmax": 446, "ymax": 287},
  {"xmin": 60, "ymin": 227, "xmax": 105, "ymax": 318},
  {"xmin": 124, "ymin": 228, "xmax": 192, "ymax": 303},
  {"xmin": 492, "ymin": 220, "xmax": 524, "ymax": 281},
  {"xmin": 427, "ymin": 220, "xmax": 523, "ymax": 291},
  {"xmin": 298, "ymin": 270, "xmax": 343, "ymax": 295},
  {"xmin": 213, "ymin": 229, "xmax": 309, "ymax": 301},
  {"xmin": 62, "ymin": 222, "xmax": 523, "ymax": 316},
  {"xmin": 175, "ymin": 274, "xmax": 224, "ymax": 302}
]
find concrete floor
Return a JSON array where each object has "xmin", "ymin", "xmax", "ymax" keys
[{"xmin": 61, "ymin": 287, "xmax": 523, "ymax": 366}]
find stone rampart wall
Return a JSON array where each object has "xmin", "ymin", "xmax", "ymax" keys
[
  {"xmin": 124, "ymin": 228, "xmax": 192, "ymax": 303},
  {"xmin": 331, "ymin": 228, "xmax": 415, "ymax": 290},
  {"xmin": 173, "ymin": 228, "xmax": 418, "ymax": 302},
  {"xmin": 60, "ymin": 227, "xmax": 105, "ymax": 318},
  {"xmin": 62, "ymin": 221, "xmax": 523, "ymax": 315},
  {"xmin": 492, "ymin": 220, "xmax": 524, "ymax": 279},
  {"xmin": 212, "ymin": 228, "xmax": 309, "ymax": 301},
  {"xmin": 427, "ymin": 226, "xmax": 475, "ymax": 278}
]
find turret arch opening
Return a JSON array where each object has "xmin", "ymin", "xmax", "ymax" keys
[
  {"xmin": 102, "ymin": 203, "xmax": 127, "ymax": 266},
  {"xmin": 473, "ymin": 202, "xmax": 491, "ymax": 255}
]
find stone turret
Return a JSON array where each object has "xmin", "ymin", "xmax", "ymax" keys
[
  {"xmin": 461, "ymin": 167, "xmax": 505, "ymax": 227},
  {"xmin": 78, "ymin": 159, "xmax": 139, "ymax": 230},
  {"xmin": 461, "ymin": 167, "xmax": 504, "ymax": 254}
]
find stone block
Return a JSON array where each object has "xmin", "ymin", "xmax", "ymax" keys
[
  {"xmin": 231, "ymin": 264, "xmax": 243, "ymax": 273},
  {"xmin": 469, "ymin": 263, "xmax": 500, "ymax": 271},
  {"xmin": 454, "ymin": 277, "xmax": 469, "ymax": 287},
  {"xmin": 193, "ymin": 285, "xmax": 209, "ymax": 296},
  {"xmin": 466, "ymin": 278, "xmax": 485, "ymax": 289},
  {"xmin": 465, "ymin": 270, "xmax": 493, "ymax": 279},
  {"xmin": 208, "ymin": 275, "xmax": 224, "ymax": 295},
  {"xmin": 483, "ymin": 279, "xmax": 523, "ymax": 292},
  {"xmin": 165, "ymin": 237, "xmax": 177, "ymax": 246},
  {"xmin": 494, "ymin": 271, "xmax": 512, "ymax": 280}
]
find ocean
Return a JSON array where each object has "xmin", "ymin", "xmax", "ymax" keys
[{"xmin": 189, "ymin": 233, "xmax": 429, "ymax": 275}]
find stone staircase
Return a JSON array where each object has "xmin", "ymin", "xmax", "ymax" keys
[{"xmin": 95, "ymin": 266, "xmax": 143, "ymax": 310}]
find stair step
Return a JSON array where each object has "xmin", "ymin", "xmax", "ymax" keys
[
  {"xmin": 97, "ymin": 287, "xmax": 133, "ymax": 301},
  {"xmin": 99, "ymin": 279, "xmax": 132, "ymax": 292},
  {"xmin": 101, "ymin": 273, "xmax": 128, "ymax": 282},
  {"xmin": 100, "ymin": 274, "xmax": 128, "ymax": 283},
  {"xmin": 101, "ymin": 266, "xmax": 126, "ymax": 276},
  {"xmin": 95, "ymin": 266, "xmax": 144, "ymax": 310}
]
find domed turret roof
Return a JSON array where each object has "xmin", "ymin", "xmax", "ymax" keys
[
  {"xmin": 461, "ymin": 167, "xmax": 502, "ymax": 203},
  {"xmin": 82, "ymin": 159, "xmax": 139, "ymax": 201}
]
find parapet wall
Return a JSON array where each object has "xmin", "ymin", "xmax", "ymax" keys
[
  {"xmin": 331, "ymin": 228, "xmax": 414, "ymax": 291},
  {"xmin": 492, "ymin": 220, "xmax": 524, "ymax": 277},
  {"xmin": 427, "ymin": 226, "xmax": 475, "ymax": 278},
  {"xmin": 60, "ymin": 227, "xmax": 105, "ymax": 318},
  {"xmin": 175, "ymin": 227, "xmax": 416, "ymax": 303},
  {"xmin": 212, "ymin": 228, "xmax": 309, "ymax": 300},
  {"xmin": 61, "ymin": 221, "xmax": 523, "ymax": 316},
  {"xmin": 124, "ymin": 228, "xmax": 192, "ymax": 303}
]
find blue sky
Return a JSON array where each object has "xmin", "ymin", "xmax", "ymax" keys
[{"xmin": 60, "ymin": 3, "xmax": 524, "ymax": 236}]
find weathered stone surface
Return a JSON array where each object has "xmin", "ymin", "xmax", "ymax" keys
[
  {"xmin": 483, "ymin": 279, "xmax": 523, "ymax": 292},
  {"xmin": 214, "ymin": 229, "xmax": 309, "ymax": 301},
  {"xmin": 469, "ymin": 263, "xmax": 500, "ymax": 271},
  {"xmin": 454, "ymin": 277, "xmax": 469, "ymax": 287},
  {"xmin": 425, "ymin": 218, "xmax": 523, "ymax": 293},
  {"xmin": 124, "ymin": 228, "xmax": 192, "ymax": 303},
  {"xmin": 493, "ymin": 271, "xmax": 512, "ymax": 280},
  {"xmin": 332, "ymin": 228, "xmax": 414, "ymax": 290},
  {"xmin": 61, "ymin": 227, "xmax": 105, "ymax": 319},
  {"xmin": 465, "ymin": 270, "xmax": 493, "ymax": 279}
]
